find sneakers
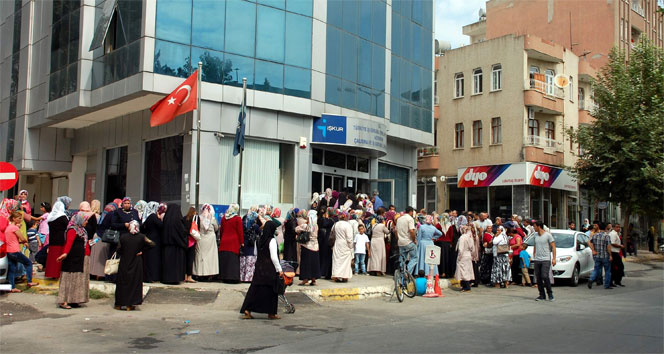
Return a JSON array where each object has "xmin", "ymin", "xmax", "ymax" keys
[
  {"xmin": 548, "ymin": 295, "xmax": 555, "ymax": 302},
  {"xmin": 535, "ymin": 296, "xmax": 546, "ymax": 301}
]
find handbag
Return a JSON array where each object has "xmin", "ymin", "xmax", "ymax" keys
[
  {"xmin": 497, "ymin": 235, "xmax": 510, "ymax": 254},
  {"xmin": 189, "ymin": 215, "xmax": 200, "ymax": 247},
  {"xmin": 328, "ymin": 225, "xmax": 336, "ymax": 247},
  {"xmin": 101, "ymin": 229, "xmax": 120, "ymax": 244},
  {"xmin": 274, "ymin": 274, "xmax": 286, "ymax": 295},
  {"xmin": 104, "ymin": 252, "xmax": 120, "ymax": 275},
  {"xmin": 296, "ymin": 227, "xmax": 311, "ymax": 244}
]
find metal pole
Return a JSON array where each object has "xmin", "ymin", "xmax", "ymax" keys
[
  {"xmin": 237, "ymin": 77, "xmax": 247, "ymax": 213},
  {"xmin": 195, "ymin": 62, "xmax": 202, "ymax": 211}
]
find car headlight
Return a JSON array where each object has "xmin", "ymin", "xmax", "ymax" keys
[{"xmin": 557, "ymin": 256, "xmax": 572, "ymax": 263}]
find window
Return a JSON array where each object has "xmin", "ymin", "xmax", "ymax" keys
[
  {"xmin": 144, "ymin": 136, "xmax": 183, "ymax": 205},
  {"xmin": 491, "ymin": 117, "xmax": 502, "ymax": 144},
  {"xmin": 454, "ymin": 73, "xmax": 464, "ymax": 98},
  {"xmin": 473, "ymin": 68, "xmax": 483, "ymax": 94},
  {"xmin": 105, "ymin": 146, "xmax": 128, "ymax": 204},
  {"xmin": 569, "ymin": 76, "xmax": 574, "ymax": 102},
  {"xmin": 454, "ymin": 123, "xmax": 464, "ymax": 148},
  {"xmin": 545, "ymin": 121, "xmax": 555, "ymax": 146},
  {"xmin": 472, "ymin": 120, "xmax": 482, "ymax": 146},
  {"xmin": 545, "ymin": 69, "xmax": 555, "ymax": 95},
  {"xmin": 528, "ymin": 109, "xmax": 539, "ymax": 143},
  {"xmin": 491, "ymin": 64, "xmax": 502, "ymax": 91},
  {"xmin": 578, "ymin": 88, "xmax": 585, "ymax": 110},
  {"xmin": 50, "ymin": 0, "xmax": 81, "ymax": 100}
]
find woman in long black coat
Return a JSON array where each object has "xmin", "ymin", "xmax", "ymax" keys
[
  {"xmin": 317, "ymin": 208, "xmax": 335, "ymax": 279},
  {"xmin": 240, "ymin": 220, "xmax": 283, "ymax": 319},
  {"xmin": 161, "ymin": 203, "xmax": 187, "ymax": 284},
  {"xmin": 282, "ymin": 209, "xmax": 298, "ymax": 263},
  {"xmin": 141, "ymin": 202, "xmax": 163, "ymax": 283},
  {"xmin": 114, "ymin": 221, "xmax": 150, "ymax": 310}
]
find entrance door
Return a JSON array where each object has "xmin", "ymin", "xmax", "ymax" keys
[
  {"xmin": 323, "ymin": 174, "xmax": 344, "ymax": 193},
  {"xmin": 371, "ymin": 179, "xmax": 394, "ymax": 208}
]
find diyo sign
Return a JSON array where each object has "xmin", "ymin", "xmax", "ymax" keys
[
  {"xmin": 529, "ymin": 164, "xmax": 562, "ymax": 188},
  {"xmin": 458, "ymin": 164, "xmax": 510, "ymax": 188}
]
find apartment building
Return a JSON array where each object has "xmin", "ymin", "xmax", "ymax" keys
[{"xmin": 0, "ymin": 0, "xmax": 435, "ymax": 211}]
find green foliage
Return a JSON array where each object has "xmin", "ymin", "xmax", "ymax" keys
[
  {"xmin": 567, "ymin": 38, "xmax": 664, "ymax": 218},
  {"xmin": 89, "ymin": 288, "xmax": 111, "ymax": 299}
]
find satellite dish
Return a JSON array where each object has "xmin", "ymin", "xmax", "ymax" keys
[
  {"xmin": 479, "ymin": 8, "xmax": 486, "ymax": 17},
  {"xmin": 554, "ymin": 74, "xmax": 570, "ymax": 88}
]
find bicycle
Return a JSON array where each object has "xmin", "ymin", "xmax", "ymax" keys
[{"xmin": 391, "ymin": 252, "xmax": 416, "ymax": 302}]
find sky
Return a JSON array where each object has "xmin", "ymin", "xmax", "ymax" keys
[{"xmin": 435, "ymin": 0, "xmax": 487, "ymax": 49}]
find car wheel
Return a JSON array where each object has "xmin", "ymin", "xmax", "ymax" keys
[{"xmin": 570, "ymin": 264, "xmax": 580, "ymax": 287}]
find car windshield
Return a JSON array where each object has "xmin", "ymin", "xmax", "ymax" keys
[{"xmin": 525, "ymin": 232, "xmax": 575, "ymax": 248}]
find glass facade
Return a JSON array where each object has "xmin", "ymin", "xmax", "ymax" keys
[
  {"xmin": 326, "ymin": 0, "xmax": 386, "ymax": 117},
  {"xmin": 378, "ymin": 162, "xmax": 409, "ymax": 210},
  {"xmin": 91, "ymin": 0, "xmax": 142, "ymax": 89},
  {"xmin": 49, "ymin": 0, "xmax": 80, "ymax": 101},
  {"xmin": 390, "ymin": 0, "xmax": 434, "ymax": 132},
  {"xmin": 7, "ymin": 0, "xmax": 22, "ymax": 161},
  {"xmin": 154, "ymin": 0, "xmax": 313, "ymax": 98}
]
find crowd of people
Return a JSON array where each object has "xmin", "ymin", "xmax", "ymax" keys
[{"xmin": 0, "ymin": 187, "xmax": 640, "ymax": 317}]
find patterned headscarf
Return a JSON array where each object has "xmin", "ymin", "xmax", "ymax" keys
[
  {"xmin": 286, "ymin": 208, "xmax": 297, "ymax": 221},
  {"xmin": 424, "ymin": 215, "xmax": 434, "ymax": 225},
  {"xmin": 311, "ymin": 193, "xmax": 319, "ymax": 206},
  {"xmin": 103, "ymin": 202, "xmax": 117, "ymax": 214},
  {"xmin": 57, "ymin": 196, "xmax": 72, "ymax": 208},
  {"xmin": 271, "ymin": 207, "xmax": 281, "ymax": 219},
  {"xmin": 143, "ymin": 201, "xmax": 159, "ymax": 223},
  {"xmin": 134, "ymin": 200, "xmax": 147, "ymax": 219},
  {"xmin": 457, "ymin": 215, "xmax": 468, "ymax": 232},
  {"xmin": 338, "ymin": 211, "xmax": 349, "ymax": 220},
  {"xmin": 326, "ymin": 207, "xmax": 336, "ymax": 217},
  {"xmin": 325, "ymin": 188, "xmax": 333, "ymax": 199},
  {"xmin": 385, "ymin": 210, "xmax": 396, "ymax": 222},
  {"xmin": 67, "ymin": 212, "xmax": 90, "ymax": 243},
  {"xmin": 128, "ymin": 220, "xmax": 140, "ymax": 235},
  {"xmin": 308, "ymin": 209, "xmax": 318, "ymax": 228},
  {"xmin": 113, "ymin": 199, "xmax": 123, "ymax": 207},
  {"xmin": 332, "ymin": 190, "xmax": 339, "ymax": 199},
  {"xmin": 200, "ymin": 203, "xmax": 213, "ymax": 231},
  {"xmin": 0, "ymin": 198, "xmax": 18, "ymax": 219},
  {"xmin": 225, "ymin": 203, "xmax": 239, "ymax": 219},
  {"xmin": 244, "ymin": 209, "xmax": 258, "ymax": 229},
  {"xmin": 158, "ymin": 203, "xmax": 168, "ymax": 215},
  {"xmin": 375, "ymin": 215, "xmax": 385, "ymax": 223}
]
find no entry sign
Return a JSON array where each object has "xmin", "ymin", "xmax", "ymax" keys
[{"xmin": 0, "ymin": 162, "xmax": 18, "ymax": 191}]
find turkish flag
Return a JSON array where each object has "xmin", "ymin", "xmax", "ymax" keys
[{"xmin": 150, "ymin": 70, "xmax": 198, "ymax": 127}]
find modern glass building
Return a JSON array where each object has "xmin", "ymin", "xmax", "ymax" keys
[{"xmin": 0, "ymin": 0, "xmax": 434, "ymax": 212}]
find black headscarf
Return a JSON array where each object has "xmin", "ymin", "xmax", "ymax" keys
[
  {"xmin": 162, "ymin": 203, "xmax": 187, "ymax": 248},
  {"xmin": 259, "ymin": 220, "xmax": 278, "ymax": 250}
]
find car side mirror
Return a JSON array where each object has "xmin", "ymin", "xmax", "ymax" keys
[{"xmin": 578, "ymin": 244, "xmax": 586, "ymax": 250}]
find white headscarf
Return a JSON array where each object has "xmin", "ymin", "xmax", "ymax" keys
[
  {"xmin": 200, "ymin": 203, "xmax": 213, "ymax": 231},
  {"xmin": 142, "ymin": 201, "xmax": 159, "ymax": 223},
  {"xmin": 46, "ymin": 201, "xmax": 67, "ymax": 222},
  {"xmin": 307, "ymin": 209, "xmax": 318, "ymax": 228}
]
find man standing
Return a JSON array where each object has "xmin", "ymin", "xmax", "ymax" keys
[
  {"xmin": 588, "ymin": 223, "xmax": 613, "ymax": 290},
  {"xmin": 396, "ymin": 206, "xmax": 417, "ymax": 275},
  {"xmin": 533, "ymin": 220, "xmax": 556, "ymax": 301},
  {"xmin": 475, "ymin": 212, "xmax": 493, "ymax": 234},
  {"xmin": 568, "ymin": 221, "xmax": 576, "ymax": 231},
  {"xmin": 371, "ymin": 190, "xmax": 384, "ymax": 211},
  {"xmin": 609, "ymin": 224, "xmax": 625, "ymax": 287}
]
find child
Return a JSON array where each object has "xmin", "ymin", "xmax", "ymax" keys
[
  {"xmin": 354, "ymin": 224, "xmax": 370, "ymax": 275},
  {"xmin": 6, "ymin": 211, "xmax": 39, "ymax": 292},
  {"xmin": 520, "ymin": 243, "xmax": 533, "ymax": 287},
  {"xmin": 415, "ymin": 270, "xmax": 428, "ymax": 296},
  {"xmin": 26, "ymin": 220, "xmax": 41, "ymax": 263}
]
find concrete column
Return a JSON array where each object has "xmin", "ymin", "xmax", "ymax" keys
[
  {"xmin": 67, "ymin": 155, "xmax": 87, "ymax": 206},
  {"xmin": 294, "ymin": 145, "xmax": 313, "ymax": 209}
]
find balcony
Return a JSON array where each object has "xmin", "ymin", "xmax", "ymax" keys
[
  {"xmin": 524, "ymin": 77, "xmax": 564, "ymax": 114},
  {"xmin": 417, "ymin": 147, "xmax": 439, "ymax": 171},
  {"xmin": 578, "ymin": 109, "xmax": 594, "ymax": 125},
  {"xmin": 524, "ymin": 36, "xmax": 563, "ymax": 63},
  {"xmin": 631, "ymin": 0, "xmax": 645, "ymax": 17},
  {"xmin": 524, "ymin": 136, "xmax": 564, "ymax": 165}
]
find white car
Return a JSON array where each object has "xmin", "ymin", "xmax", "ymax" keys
[
  {"xmin": 0, "ymin": 240, "xmax": 8, "ymax": 284},
  {"xmin": 524, "ymin": 229, "xmax": 595, "ymax": 286}
]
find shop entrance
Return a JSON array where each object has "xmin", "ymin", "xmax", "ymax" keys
[{"xmin": 323, "ymin": 174, "xmax": 344, "ymax": 193}]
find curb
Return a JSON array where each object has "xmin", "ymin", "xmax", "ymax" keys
[{"xmin": 300, "ymin": 278, "xmax": 453, "ymax": 301}]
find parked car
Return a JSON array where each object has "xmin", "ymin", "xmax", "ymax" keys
[
  {"xmin": 0, "ymin": 240, "xmax": 8, "ymax": 284},
  {"xmin": 524, "ymin": 229, "xmax": 595, "ymax": 286}
]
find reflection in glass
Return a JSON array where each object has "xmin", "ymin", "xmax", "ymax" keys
[
  {"xmin": 255, "ymin": 59, "xmax": 283, "ymax": 94},
  {"xmin": 192, "ymin": 0, "xmax": 225, "ymax": 51},
  {"xmin": 285, "ymin": 13, "xmax": 312, "ymax": 68},
  {"xmin": 155, "ymin": 0, "xmax": 192, "ymax": 45},
  {"xmin": 359, "ymin": 0, "xmax": 372, "ymax": 40},
  {"xmin": 286, "ymin": 0, "xmax": 312, "ymax": 16},
  {"xmin": 372, "ymin": 0, "xmax": 386, "ymax": 46},
  {"xmin": 284, "ymin": 66, "xmax": 310, "ymax": 98},
  {"xmin": 358, "ymin": 40, "xmax": 372, "ymax": 87},
  {"xmin": 342, "ymin": 80, "xmax": 356, "ymax": 110},
  {"xmin": 226, "ymin": 0, "xmax": 256, "ymax": 57},
  {"xmin": 390, "ymin": 98, "xmax": 400, "ymax": 124},
  {"xmin": 342, "ymin": 0, "xmax": 358, "ymax": 35},
  {"xmin": 357, "ymin": 86, "xmax": 371, "ymax": 114},
  {"xmin": 372, "ymin": 45, "xmax": 385, "ymax": 91},
  {"xmin": 324, "ymin": 151, "xmax": 346, "ymax": 169},
  {"xmin": 257, "ymin": 5, "xmax": 285, "ymax": 62},
  {"xmin": 154, "ymin": 40, "xmax": 191, "ymax": 78},
  {"xmin": 224, "ymin": 53, "xmax": 255, "ymax": 88},
  {"xmin": 341, "ymin": 33, "xmax": 357, "ymax": 82},
  {"xmin": 325, "ymin": 75, "xmax": 341, "ymax": 106},
  {"xmin": 192, "ymin": 47, "xmax": 227, "ymax": 84}
]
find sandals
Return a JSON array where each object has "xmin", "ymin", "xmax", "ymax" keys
[
  {"xmin": 185, "ymin": 279, "xmax": 197, "ymax": 283},
  {"xmin": 298, "ymin": 281, "xmax": 309, "ymax": 286},
  {"xmin": 310, "ymin": 281, "xmax": 316, "ymax": 286},
  {"xmin": 268, "ymin": 314, "xmax": 281, "ymax": 320},
  {"xmin": 59, "ymin": 304, "xmax": 72, "ymax": 309},
  {"xmin": 241, "ymin": 311, "xmax": 254, "ymax": 319},
  {"xmin": 10, "ymin": 288, "xmax": 22, "ymax": 293}
]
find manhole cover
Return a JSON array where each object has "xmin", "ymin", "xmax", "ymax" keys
[{"xmin": 144, "ymin": 288, "xmax": 218, "ymax": 304}]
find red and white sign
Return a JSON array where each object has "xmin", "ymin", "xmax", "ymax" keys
[
  {"xmin": 457, "ymin": 162, "xmax": 577, "ymax": 192},
  {"xmin": 0, "ymin": 162, "xmax": 18, "ymax": 191}
]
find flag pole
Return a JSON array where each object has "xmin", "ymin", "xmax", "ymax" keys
[
  {"xmin": 195, "ymin": 62, "xmax": 202, "ymax": 212},
  {"xmin": 237, "ymin": 78, "xmax": 247, "ymax": 213}
]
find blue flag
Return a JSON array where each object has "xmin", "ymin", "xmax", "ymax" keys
[{"xmin": 233, "ymin": 105, "xmax": 246, "ymax": 156}]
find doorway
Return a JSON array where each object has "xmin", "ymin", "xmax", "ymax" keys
[{"xmin": 323, "ymin": 174, "xmax": 344, "ymax": 193}]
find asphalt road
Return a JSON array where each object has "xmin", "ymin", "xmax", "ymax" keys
[{"xmin": 1, "ymin": 260, "xmax": 662, "ymax": 353}]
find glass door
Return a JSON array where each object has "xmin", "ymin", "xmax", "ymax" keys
[{"xmin": 371, "ymin": 179, "xmax": 394, "ymax": 208}]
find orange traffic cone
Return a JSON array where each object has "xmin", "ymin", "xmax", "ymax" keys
[{"xmin": 434, "ymin": 274, "xmax": 444, "ymax": 297}]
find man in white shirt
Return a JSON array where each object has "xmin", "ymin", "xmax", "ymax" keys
[
  {"xmin": 475, "ymin": 212, "xmax": 493, "ymax": 234},
  {"xmin": 396, "ymin": 206, "xmax": 417, "ymax": 275},
  {"xmin": 609, "ymin": 224, "xmax": 625, "ymax": 287}
]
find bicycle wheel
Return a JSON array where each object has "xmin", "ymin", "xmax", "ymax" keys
[
  {"xmin": 404, "ymin": 271, "xmax": 417, "ymax": 298},
  {"xmin": 393, "ymin": 269, "xmax": 404, "ymax": 302}
]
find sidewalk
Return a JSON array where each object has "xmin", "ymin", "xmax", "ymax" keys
[
  {"xmin": 26, "ymin": 272, "xmax": 453, "ymax": 301},
  {"xmin": 623, "ymin": 250, "xmax": 664, "ymax": 263}
]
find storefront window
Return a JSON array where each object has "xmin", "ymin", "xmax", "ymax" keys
[
  {"xmin": 448, "ymin": 182, "xmax": 464, "ymax": 212},
  {"xmin": 489, "ymin": 186, "xmax": 512, "ymax": 220},
  {"xmin": 530, "ymin": 187, "xmax": 542, "ymax": 222},
  {"xmin": 550, "ymin": 189, "xmax": 561, "ymax": 229},
  {"xmin": 357, "ymin": 158, "xmax": 369, "ymax": 173},
  {"xmin": 324, "ymin": 151, "xmax": 346, "ymax": 169},
  {"xmin": 312, "ymin": 148, "xmax": 323, "ymax": 165},
  {"xmin": 468, "ymin": 187, "xmax": 488, "ymax": 213}
]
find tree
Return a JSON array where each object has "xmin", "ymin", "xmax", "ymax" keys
[{"xmin": 567, "ymin": 38, "xmax": 664, "ymax": 230}]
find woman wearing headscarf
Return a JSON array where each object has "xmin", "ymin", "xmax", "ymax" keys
[
  {"xmin": 240, "ymin": 207, "xmax": 260, "ymax": 282},
  {"xmin": 296, "ymin": 210, "xmax": 320, "ymax": 286},
  {"xmin": 87, "ymin": 200, "xmax": 107, "ymax": 279},
  {"xmin": 115, "ymin": 221, "xmax": 151, "ymax": 310},
  {"xmin": 182, "ymin": 206, "xmax": 198, "ymax": 283},
  {"xmin": 141, "ymin": 202, "xmax": 163, "ymax": 283},
  {"xmin": 491, "ymin": 226, "xmax": 512, "ymax": 288},
  {"xmin": 319, "ymin": 188, "xmax": 336, "ymax": 211},
  {"xmin": 240, "ymin": 219, "xmax": 283, "ymax": 320},
  {"xmin": 317, "ymin": 208, "xmax": 335, "ymax": 279},
  {"xmin": 133, "ymin": 200, "xmax": 147, "ymax": 221},
  {"xmin": 161, "ymin": 203, "xmax": 187, "ymax": 284},
  {"xmin": 56, "ymin": 212, "xmax": 91, "ymax": 309},
  {"xmin": 384, "ymin": 210, "xmax": 398, "ymax": 275},
  {"xmin": 218, "ymin": 204, "xmax": 243, "ymax": 283},
  {"xmin": 193, "ymin": 204, "xmax": 219, "ymax": 279},
  {"xmin": 331, "ymin": 211, "xmax": 354, "ymax": 282},
  {"xmin": 110, "ymin": 197, "xmax": 141, "ymax": 234},
  {"xmin": 18, "ymin": 189, "xmax": 31, "ymax": 216},
  {"xmin": 368, "ymin": 215, "xmax": 390, "ymax": 276},
  {"xmin": 79, "ymin": 202, "xmax": 98, "ymax": 249},
  {"xmin": 282, "ymin": 209, "xmax": 298, "ymax": 263},
  {"xmin": 89, "ymin": 202, "xmax": 116, "ymax": 279},
  {"xmin": 416, "ymin": 215, "xmax": 443, "ymax": 276},
  {"xmin": 45, "ymin": 196, "xmax": 72, "ymax": 279},
  {"xmin": 455, "ymin": 224, "xmax": 476, "ymax": 292},
  {"xmin": 271, "ymin": 207, "xmax": 285, "ymax": 246}
]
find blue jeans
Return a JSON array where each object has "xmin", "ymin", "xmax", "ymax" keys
[
  {"xmin": 354, "ymin": 253, "xmax": 366, "ymax": 274},
  {"xmin": 399, "ymin": 243, "xmax": 418, "ymax": 276},
  {"xmin": 7, "ymin": 252, "xmax": 33, "ymax": 289},
  {"xmin": 590, "ymin": 257, "xmax": 612, "ymax": 288}
]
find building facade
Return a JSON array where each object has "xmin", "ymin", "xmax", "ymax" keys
[{"xmin": 0, "ymin": 0, "xmax": 434, "ymax": 212}]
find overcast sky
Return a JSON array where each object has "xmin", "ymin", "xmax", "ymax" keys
[{"xmin": 435, "ymin": 0, "xmax": 486, "ymax": 49}]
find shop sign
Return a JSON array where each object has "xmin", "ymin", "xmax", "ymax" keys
[
  {"xmin": 457, "ymin": 164, "xmax": 525, "ymax": 188},
  {"xmin": 527, "ymin": 163, "xmax": 578, "ymax": 192},
  {"xmin": 312, "ymin": 114, "xmax": 387, "ymax": 157},
  {"xmin": 312, "ymin": 114, "xmax": 347, "ymax": 144}
]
